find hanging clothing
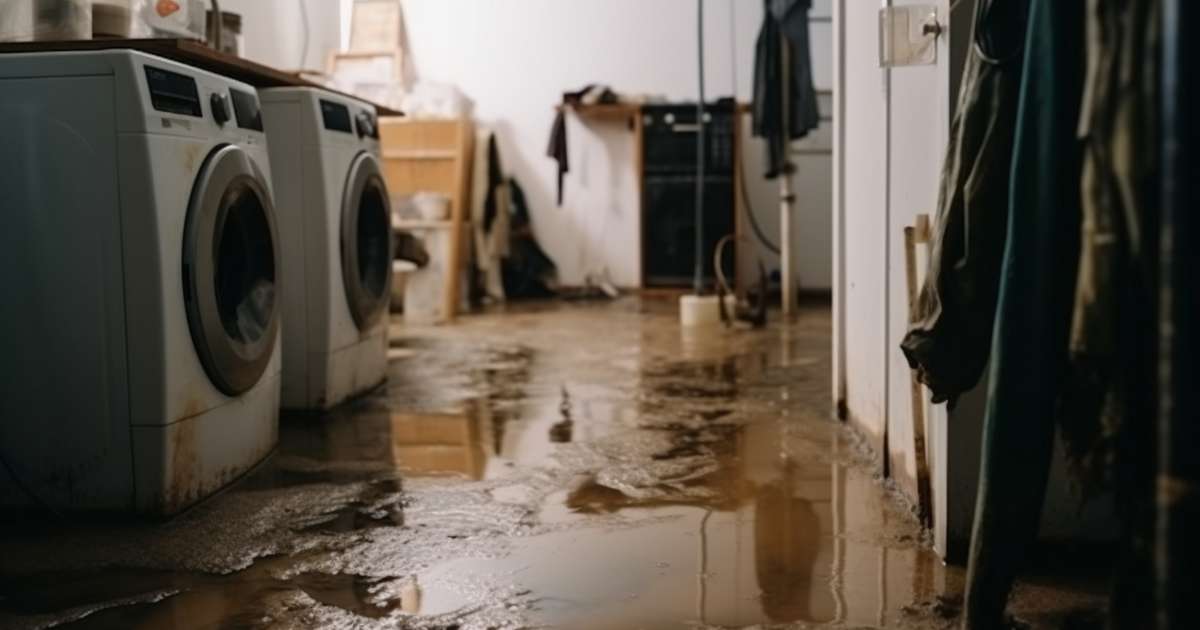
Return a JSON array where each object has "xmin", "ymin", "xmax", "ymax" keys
[
  {"xmin": 1158, "ymin": 0, "xmax": 1200, "ymax": 621},
  {"xmin": 501, "ymin": 178, "xmax": 559, "ymax": 299},
  {"xmin": 1059, "ymin": 0, "xmax": 1161, "ymax": 496},
  {"xmin": 476, "ymin": 132, "xmax": 511, "ymax": 301},
  {"xmin": 1060, "ymin": 1, "xmax": 1162, "ymax": 624},
  {"xmin": 961, "ymin": 1, "xmax": 1087, "ymax": 627},
  {"xmin": 546, "ymin": 109, "xmax": 568, "ymax": 206},
  {"xmin": 752, "ymin": 0, "xmax": 820, "ymax": 178},
  {"xmin": 900, "ymin": 0, "xmax": 1030, "ymax": 406}
]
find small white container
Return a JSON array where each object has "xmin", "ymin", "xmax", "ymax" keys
[
  {"xmin": 412, "ymin": 192, "xmax": 450, "ymax": 221},
  {"xmin": 679, "ymin": 294, "xmax": 722, "ymax": 327}
]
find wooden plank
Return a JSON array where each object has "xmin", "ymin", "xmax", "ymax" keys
[
  {"xmin": 0, "ymin": 38, "xmax": 402, "ymax": 116},
  {"xmin": 444, "ymin": 121, "xmax": 475, "ymax": 321},
  {"xmin": 904, "ymin": 222, "xmax": 934, "ymax": 529},
  {"xmin": 379, "ymin": 117, "xmax": 462, "ymax": 150},
  {"xmin": 381, "ymin": 160, "xmax": 459, "ymax": 198}
]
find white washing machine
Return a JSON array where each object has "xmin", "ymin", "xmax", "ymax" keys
[
  {"xmin": 259, "ymin": 88, "xmax": 393, "ymax": 411},
  {"xmin": 0, "ymin": 51, "xmax": 281, "ymax": 515}
]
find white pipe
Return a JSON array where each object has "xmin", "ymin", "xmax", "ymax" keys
[{"xmin": 780, "ymin": 22, "xmax": 796, "ymax": 317}]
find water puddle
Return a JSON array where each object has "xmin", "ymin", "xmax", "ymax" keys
[{"xmin": 0, "ymin": 299, "xmax": 1103, "ymax": 629}]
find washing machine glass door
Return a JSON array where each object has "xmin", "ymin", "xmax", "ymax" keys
[
  {"xmin": 183, "ymin": 144, "xmax": 281, "ymax": 396},
  {"xmin": 340, "ymin": 152, "xmax": 393, "ymax": 331}
]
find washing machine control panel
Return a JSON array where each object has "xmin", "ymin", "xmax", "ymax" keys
[
  {"xmin": 144, "ymin": 65, "xmax": 202, "ymax": 118},
  {"xmin": 141, "ymin": 62, "xmax": 264, "ymax": 141}
]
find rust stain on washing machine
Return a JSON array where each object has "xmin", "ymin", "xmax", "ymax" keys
[
  {"xmin": 165, "ymin": 409, "xmax": 199, "ymax": 514},
  {"xmin": 181, "ymin": 143, "xmax": 204, "ymax": 174}
]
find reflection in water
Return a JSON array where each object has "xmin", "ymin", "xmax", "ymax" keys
[
  {"xmin": 549, "ymin": 386, "xmax": 574, "ymax": 444},
  {"xmin": 754, "ymin": 464, "xmax": 824, "ymax": 623},
  {"xmin": 390, "ymin": 409, "xmax": 488, "ymax": 479}
]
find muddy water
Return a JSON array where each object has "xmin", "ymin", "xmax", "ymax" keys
[{"xmin": 0, "ymin": 299, "xmax": 1105, "ymax": 629}]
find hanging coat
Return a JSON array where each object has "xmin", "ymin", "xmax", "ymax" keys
[
  {"xmin": 900, "ymin": 0, "xmax": 1030, "ymax": 405},
  {"xmin": 752, "ymin": 0, "xmax": 820, "ymax": 178},
  {"xmin": 1059, "ymin": 1, "xmax": 1162, "ymax": 624},
  {"xmin": 961, "ymin": 0, "xmax": 1087, "ymax": 626}
]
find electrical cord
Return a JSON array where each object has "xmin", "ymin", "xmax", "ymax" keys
[
  {"xmin": 714, "ymin": 233, "xmax": 737, "ymax": 296},
  {"xmin": 299, "ymin": 0, "xmax": 310, "ymax": 71},
  {"xmin": 736, "ymin": 148, "xmax": 782, "ymax": 255},
  {"xmin": 209, "ymin": 0, "xmax": 222, "ymax": 51}
]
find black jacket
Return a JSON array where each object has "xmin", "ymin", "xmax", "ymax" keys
[{"xmin": 752, "ymin": 0, "xmax": 821, "ymax": 178}]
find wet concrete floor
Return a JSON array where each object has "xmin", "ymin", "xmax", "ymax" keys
[{"xmin": 0, "ymin": 298, "xmax": 1107, "ymax": 629}]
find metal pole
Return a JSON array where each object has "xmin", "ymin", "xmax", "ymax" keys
[
  {"xmin": 780, "ymin": 28, "xmax": 796, "ymax": 316},
  {"xmin": 693, "ymin": 0, "xmax": 707, "ymax": 295}
]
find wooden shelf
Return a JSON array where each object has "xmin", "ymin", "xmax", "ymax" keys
[
  {"xmin": 382, "ymin": 149, "xmax": 458, "ymax": 161},
  {"xmin": 557, "ymin": 102, "xmax": 643, "ymax": 124},
  {"xmin": 393, "ymin": 218, "xmax": 466, "ymax": 230},
  {"xmin": 0, "ymin": 38, "xmax": 402, "ymax": 116}
]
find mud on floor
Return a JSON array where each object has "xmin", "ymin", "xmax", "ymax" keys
[{"xmin": 0, "ymin": 298, "xmax": 1107, "ymax": 629}]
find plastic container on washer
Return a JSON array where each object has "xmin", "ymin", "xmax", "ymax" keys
[
  {"xmin": 141, "ymin": 0, "xmax": 205, "ymax": 40},
  {"xmin": 93, "ymin": 1, "xmax": 157, "ymax": 38}
]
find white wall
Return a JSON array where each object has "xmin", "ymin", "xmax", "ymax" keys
[
  {"xmin": 393, "ymin": 0, "xmax": 833, "ymax": 288},
  {"xmin": 837, "ymin": 0, "xmax": 889, "ymax": 458}
]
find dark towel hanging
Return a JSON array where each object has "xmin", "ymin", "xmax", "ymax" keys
[{"xmin": 546, "ymin": 111, "xmax": 568, "ymax": 206}]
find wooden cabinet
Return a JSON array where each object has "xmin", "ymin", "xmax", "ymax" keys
[
  {"xmin": 379, "ymin": 117, "xmax": 475, "ymax": 321},
  {"xmin": 379, "ymin": 117, "xmax": 475, "ymax": 224}
]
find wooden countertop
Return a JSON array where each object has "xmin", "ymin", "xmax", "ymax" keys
[{"xmin": 0, "ymin": 38, "xmax": 403, "ymax": 116}]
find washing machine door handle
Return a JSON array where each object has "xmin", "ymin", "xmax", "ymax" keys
[
  {"xmin": 182, "ymin": 144, "xmax": 281, "ymax": 396},
  {"xmin": 340, "ymin": 151, "xmax": 394, "ymax": 333}
]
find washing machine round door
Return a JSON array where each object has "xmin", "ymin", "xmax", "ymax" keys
[
  {"xmin": 340, "ymin": 152, "xmax": 393, "ymax": 331},
  {"xmin": 182, "ymin": 144, "xmax": 281, "ymax": 396}
]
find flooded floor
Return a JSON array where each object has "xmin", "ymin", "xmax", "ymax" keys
[{"xmin": 0, "ymin": 298, "xmax": 1106, "ymax": 629}]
